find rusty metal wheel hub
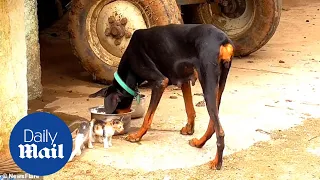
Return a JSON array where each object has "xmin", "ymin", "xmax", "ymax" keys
[
  {"xmin": 198, "ymin": 0, "xmax": 254, "ymax": 38},
  {"xmin": 220, "ymin": 0, "xmax": 246, "ymax": 18},
  {"xmin": 86, "ymin": 0, "xmax": 148, "ymax": 67},
  {"xmin": 104, "ymin": 16, "xmax": 132, "ymax": 46}
]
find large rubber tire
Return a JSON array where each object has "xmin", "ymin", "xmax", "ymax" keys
[
  {"xmin": 68, "ymin": 0, "xmax": 182, "ymax": 84},
  {"xmin": 194, "ymin": 0, "xmax": 282, "ymax": 56}
]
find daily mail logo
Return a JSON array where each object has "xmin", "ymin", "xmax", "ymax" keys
[
  {"xmin": 18, "ymin": 129, "xmax": 64, "ymax": 159},
  {"xmin": 9, "ymin": 112, "xmax": 72, "ymax": 176}
]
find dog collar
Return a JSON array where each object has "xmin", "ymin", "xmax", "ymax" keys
[{"xmin": 114, "ymin": 72, "xmax": 141, "ymax": 104}]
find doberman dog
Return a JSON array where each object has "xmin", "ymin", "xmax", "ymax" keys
[{"xmin": 89, "ymin": 24, "xmax": 234, "ymax": 170}]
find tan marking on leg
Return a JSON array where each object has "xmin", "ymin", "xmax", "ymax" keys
[
  {"xmin": 193, "ymin": 68, "xmax": 198, "ymax": 79},
  {"xmin": 180, "ymin": 82, "xmax": 196, "ymax": 135},
  {"xmin": 161, "ymin": 78, "xmax": 169, "ymax": 86},
  {"xmin": 216, "ymin": 86, "xmax": 220, "ymax": 111},
  {"xmin": 189, "ymin": 119, "xmax": 215, "ymax": 148},
  {"xmin": 210, "ymin": 124, "xmax": 225, "ymax": 170}
]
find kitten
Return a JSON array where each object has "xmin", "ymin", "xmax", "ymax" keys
[
  {"xmin": 68, "ymin": 118, "xmax": 124, "ymax": 162},
  {"xmin": 88, "ymin": 118, "xmax": 124, "ymax": 149},
  {"xmin": 68, "ymin": 120, "xmax": 90, "ymax": 162}
]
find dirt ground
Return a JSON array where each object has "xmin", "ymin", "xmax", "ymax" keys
[{"xmin": 28, "ymin": 0, "xmax": 320, "ymax": 179}]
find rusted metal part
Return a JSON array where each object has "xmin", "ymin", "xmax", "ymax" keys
[
  {"xmin": 104, "ymin": 28, "xmax": 111, "ymax": 36},
  {"xmin": 105, "ymin": 16, "xmax": 131, "ymax": 46},
  {"xmin": 175, "ymin": 0, "xmax": 230, "ymax": 5},
  {"xmin": 124, "ymin": 30, "xmax": 131, "ymax": 38},
  {"xmin": 194, "ymin": 0, "xmax": 282, "ymax": 56},
  {"xmin": 68, "ymin": 0, "xmax": 182, "ymax": 84},
  {"xmin": 216, "ymin": 0, "xmax": 229, "ymax": 6},
  {"xmin": 221, "ymin": 0, "xmax": 246, "ymax": 18},
  {"xmin": 176, "ymin": 0, "xmax": 206, "ymax": 5},
  {"xmin": 114, "ymin": 39, "xmax": 122, "ymax": 46},
  {"xmin": 108, "ymin": 16, "xmax": 116, "ymax": 24},
  {"xmin": 120, "ymin": 17, "xmax": 128, "ymax": 25}
]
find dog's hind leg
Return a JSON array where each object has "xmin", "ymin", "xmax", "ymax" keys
[
  {"xmin": 216, "ymin": 62, "xmax": 231, "ymax": 111},
  {"xmin": 207, "ymin": 62, "xmax": 232, "ymax": 170},
  {"xmin": 126, "ymin": 77, "xmax": 169, "ymax": 142},
  {"xmin": 180, "ymin": 81, "xmax": 196, "ymax": 135},
  {"xmin": 188, "ymin": 52, "xmax": 228, "ymax": 170},
  {"xmin": 217, "ymin": 44, "xmax": 233, "ymax": 110}
]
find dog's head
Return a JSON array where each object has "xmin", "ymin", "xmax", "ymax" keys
[{"xmin": 89, "ymin": 85, "xmax": 133, "ymax": 114}]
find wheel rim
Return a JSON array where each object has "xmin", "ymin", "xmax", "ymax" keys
[
  {"xmin": 86, "ymin": 0, "xmax": 149, "ymax": 67},
  {"xmin": 197, "ymin": 0, "xmax": 255, "ymax": 38}
]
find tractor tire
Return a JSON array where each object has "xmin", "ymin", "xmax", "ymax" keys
[
  {"xmin": 194, "ymin": 0, "xmax": 282, "ymax": 56},
  {"xmin": 68, "ymin": 0, "xmax": 182, "ymax": 84}
]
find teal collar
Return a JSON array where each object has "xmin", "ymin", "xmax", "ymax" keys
[{"xmin": 114, "ymin": 72, "xmax": 141, "ymax": 104}]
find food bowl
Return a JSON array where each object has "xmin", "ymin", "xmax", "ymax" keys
[
  {"xmin": 89, "ymin": 106, "xmax": 134, "ymax": 136},
  {"xmin": 131, "ymin": 94, "xmax": 146, "ymax": 119}
]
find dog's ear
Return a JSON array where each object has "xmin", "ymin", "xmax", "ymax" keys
[
  {"xmin": 104, "ymin": 92, "xmax": 121, "ymax": 114},
  {"xmin": 89, "ymin": 87, "xmax": 108, "ymax": 98},
  {"xmin": 89, "ymin": 85, "xmax": 122, "ymax": 113}
]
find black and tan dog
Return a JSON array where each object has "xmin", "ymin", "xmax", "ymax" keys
[{"xmin": 89, "ymin": 24, "xmax": 234, "ymax": 170}]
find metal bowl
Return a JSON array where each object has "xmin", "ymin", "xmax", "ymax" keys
[
  {"xmin": 131, "ymin": 94, "xmax": 146, "ymax": 119},
  {"xmin": 89, "ymin": 106, "xmax": 134, "ymax": 136}
]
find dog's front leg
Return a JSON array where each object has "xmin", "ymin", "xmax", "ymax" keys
[{"xmin": 126, "ymin": 78, "xmax": 169, "ymax": 142}]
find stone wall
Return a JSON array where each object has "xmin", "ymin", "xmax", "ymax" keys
[
  {"xmin": 0, "ymin": 0, "xmax": 28, "ymax": 161},
  {"xmin": 25, "ymin": 0, "xmax": 42, "ymax": 100}
]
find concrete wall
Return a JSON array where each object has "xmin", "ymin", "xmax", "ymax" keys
[
  {"xmin": 25, "ymin": 0, "xmax": 42, "ymax": 100},
  {"xmin": 0, "ymin": 0, "xmax": 28, "ymax": 161}
]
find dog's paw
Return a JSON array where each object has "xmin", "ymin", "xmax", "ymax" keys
[
  {"xmin": 180, "ymin": 124, "xmax": 194, "ymax": 135},
  {"xmin": 209, "ymin": 158, "xmax": 222, "ymax": 170},
  {"xmin": 109, "ymin": 143, "xmax": 112, "ymax": 147},
  {"xmin": 188, "ymin": 138, "xmax": 204, "ymax": 148},
  {"xmin": 125, "ymin": 133, "xmax": 142, "ymax": 143},
  {"xmin": 88, "ymin": 143, "xmax": 93, "ymax": 149}
]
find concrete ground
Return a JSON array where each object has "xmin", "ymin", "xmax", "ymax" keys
[{"xmin": 29, "ymin": 0, "xmax": 320, "ymax": 179}]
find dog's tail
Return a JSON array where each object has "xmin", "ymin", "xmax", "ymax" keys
[
  {"xmin": 218, "ymin": 35, "xmax": 235, "ymax": 69},
  {"xmin": 219, "ymin": 43, "xmax": 234, "ymax": 68}
]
